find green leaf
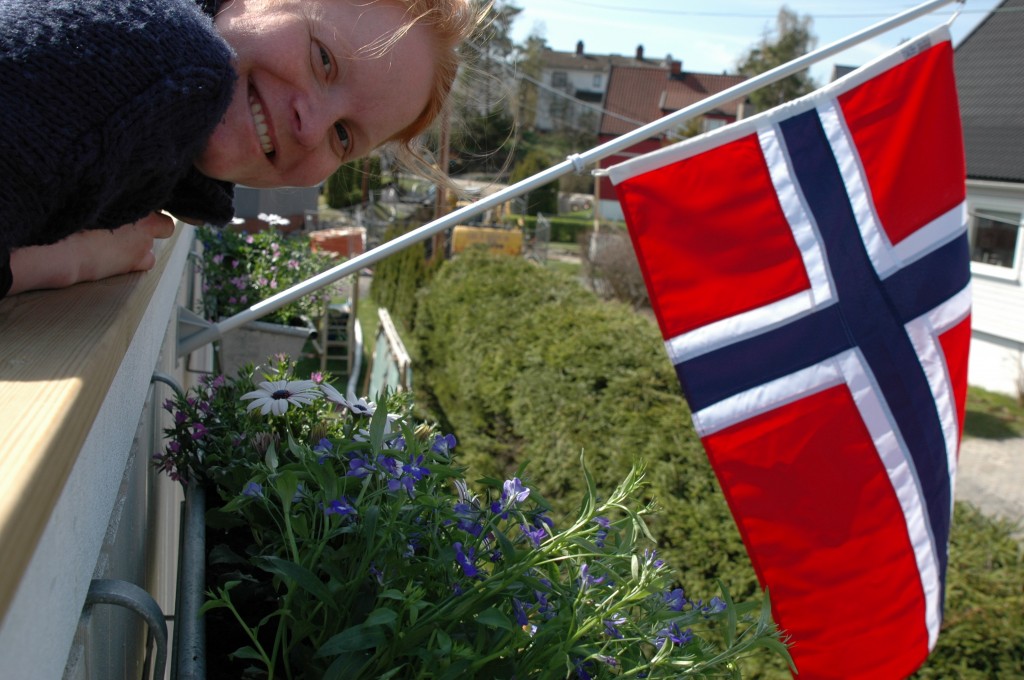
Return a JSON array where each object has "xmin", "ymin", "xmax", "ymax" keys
[
  {"xmin": 365, "ymin": 607, "xmax": 399, "ymax": 630},
  {"xmin": 476, "ymin": 607, "xmax": 515, "ymax": 631},
  {"xmin": 317, "ymin": 624, "xmax": 388, "ymax": 657},
  {"xmin": 368, "ymin": 400, "xmax": 390, "ymax": 453},
  {"xmin": 256, "ymin": 556, "xmax": 337, "ymax": 612},
  {"xmin": 379, "ymin": 588, "xmax": 406, "ymax": 601},
  {"xmin": 322, "ymin": 650, "xmax": 371, "ymax": 680},
  {"xmin": 197, "ymin": 599, "xmax": 229, "ymax": 616},
  {"xmin": 265, "ymin": 441, "xmax": 279, "ymax": 470},
  {"xmin": 579, "ymin": 451, "xmax": 597, "ymax": 519},
  {"xmin": 718, "ymin": 579, "xmax": 738, "ymax": 648},
  {"xmin": 436, "ymin": 659, "xmax": 473, "ymax": 680},
  {"xmin": 273, "ymin": 470, "xmax": 299, "ymax": 514},
  {"xmin": 435, "ymin": 628, "xmax": 452, "ymax": 655},
  {"xmin": 376, "ymin": 666, "xmax": 406, "ymax": 680},
  {"xmin": 229, "ymin": 645, "xmax": 265, "ymax": 661},
  {"xmin": 287, "ymin": 431, "xmax": 304, "ymax": 457},
  {"xmin": 207, "ymin": 543, "xmax": 247, "ymax": 566}
]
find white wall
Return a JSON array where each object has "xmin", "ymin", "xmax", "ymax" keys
[{"xmin": 966, "ymin": 179, "xmax": 1024, "ymax": 396}]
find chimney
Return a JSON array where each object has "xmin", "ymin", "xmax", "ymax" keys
[
  {"xmin": 661, "ymin": 53, "xmax": 681, "ymax": 75},
  {"xmin": 636, "ymin": 45, "xmax": 644, "ymax": 61},
  {"xmin": 576, "ymin": 40, "xmax": 584, "ymax": 56}
]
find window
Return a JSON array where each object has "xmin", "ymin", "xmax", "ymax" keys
[
  {"xmin": 593, "ymin": 74, "xmax": 602, "ymax": 88},
  {"xmin": 551, "ymin": 71, "xmax": 567, "ymax": 88},
  {"xmin": 969, "ymin": 208, "xmax": 1021, "ymax": 269},
  {"xmin": 702, "ymin": 117, "xmax": 727, "ymax": 132}
]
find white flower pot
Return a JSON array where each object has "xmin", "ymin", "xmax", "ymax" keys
[{"xmin": 218, "ymin": 319, "xmax": 316, "ymax": 375}]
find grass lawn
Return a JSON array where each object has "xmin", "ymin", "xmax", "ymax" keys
[{"xmin": 964, "ymin": 386, "xmax": 1024, "ymax": 440}]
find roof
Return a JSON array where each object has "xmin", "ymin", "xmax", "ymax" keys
[
  {"xmin": 954, "ymin": 0, "xmax": 1024, "ymax": 183},
  {"xmin": 540, "ymin": 47, "xmax": 674, "ymax": 74},
  {"xmin": 599, "ymin": 67, "xmax": 746, "ymax": 137}
]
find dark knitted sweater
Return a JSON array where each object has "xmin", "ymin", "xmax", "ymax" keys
[{"xmin": 0, "ymin": 0, "xmax": 237, "ymax": 297}]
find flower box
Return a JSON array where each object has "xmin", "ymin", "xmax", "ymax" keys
[
  {"xmin": 217, "ymin": 318, "xmax": 316, "ymax": 376},
  {"xmin": 157, "ymin": 361, "xmax": 789, "ymax": 679}
]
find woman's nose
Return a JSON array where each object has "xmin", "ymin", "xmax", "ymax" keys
[{"xmin": 291, "ymin": 92, "xmax": 333, "ymax": 150}]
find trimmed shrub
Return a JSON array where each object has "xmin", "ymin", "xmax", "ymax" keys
[
  {"xmin": 414, "ymin": 251, "xmax": 757, "ymax": 599},
  {"xmin": 505, "ymin": 213, "xmax": 606, "ymax": 244},
  {"xmin": 370, "ymin": 220, "xmax": 442, "ymax": 329},
  {"xmin": 324, "ymin": 157, "xmax": 384, "ymax": 209},
  {"xmin": 913, "ymin": 503, "xmax": 1024, "ymax": 679},
  {"xmin": 509, "ymin": 150, "xmax": 559, "ymax": 216}
]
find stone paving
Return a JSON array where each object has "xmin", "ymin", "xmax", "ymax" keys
[{"xmin": 956, "ymin": 435, "xmax": 1024, "ymax": 538}]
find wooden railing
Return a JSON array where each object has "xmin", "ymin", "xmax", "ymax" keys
[{"xmin": 0, "ymin": 223, "xmax": 209, "ymax": 678}]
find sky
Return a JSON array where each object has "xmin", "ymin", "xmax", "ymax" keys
[{"xmin": 508, "ymin": 0, "xmax": 1004, "ymax": 84}]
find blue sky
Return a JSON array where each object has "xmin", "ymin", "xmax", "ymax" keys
[{"xmin": 509, "ymin": 0, "xmax": 1003, "ymax": 84}]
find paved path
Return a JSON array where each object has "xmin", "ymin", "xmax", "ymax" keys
[{"xmin": 956, "ymin": 436, "xmax": 1024, "ymax": 538}]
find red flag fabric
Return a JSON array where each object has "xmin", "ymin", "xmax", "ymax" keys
[{"xmin": 609, "ymin": 26, "xmax": 969, "ymax": 679}]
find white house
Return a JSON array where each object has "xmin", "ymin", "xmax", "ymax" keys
[
  {"xmin": 533, "ymin": 42, "xmax": 668, "ymax": 133},
  {"xmin": 956, "ymin": 0, "xmax": 1024, "ymax": 396}
]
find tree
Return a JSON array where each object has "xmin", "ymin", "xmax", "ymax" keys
[
  {"xmin": 458, "ymin": 0, "xmax": 522, "ymax": 115},
  {"xmin": 737, "ymin": 6, "xmax": 817, "ymax": 112},
  {"xmin": 450, "ymin": 105, "xmax": 516, "ymax": 176},
  {"xmin": 510, "ymin": 149, "xmax": 558, "ymax": 216},
  {"xmin": 514, "ymin": 33, "xmax": 546, "ymax": 132}
]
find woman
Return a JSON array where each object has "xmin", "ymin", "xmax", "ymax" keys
[{"xmin": 0, "ymin": 0, "xmax": 477, "ymax": 297}]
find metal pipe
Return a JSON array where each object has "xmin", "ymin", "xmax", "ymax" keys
[{"xmin": 177, "ymin": 0, "xmax": 959, "ymax": 358}]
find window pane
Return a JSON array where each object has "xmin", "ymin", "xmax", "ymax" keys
[{"xmin": 970, "ymin": 210, "xmax": 1020, "ymax": 268}]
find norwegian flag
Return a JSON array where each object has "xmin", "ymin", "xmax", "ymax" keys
[{"xmin": 609, "ymin": 26, "xmax": 969, "ymax": 679}]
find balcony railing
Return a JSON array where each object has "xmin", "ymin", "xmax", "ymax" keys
[{"xmin": 0, "ymin": 223, "xmax": 210, "ymax": 679}]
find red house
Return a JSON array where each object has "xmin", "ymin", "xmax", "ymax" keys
[{"xmin": 597, "ymin": 62, "xmax": 748, "ymax": 221}]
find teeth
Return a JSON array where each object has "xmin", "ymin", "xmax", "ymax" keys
[{"xmin": 249, "ymin": 96, "xmax": 274, "ymax": 155}]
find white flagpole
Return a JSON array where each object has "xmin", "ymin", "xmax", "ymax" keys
[{"xmin": 177, "ymin": 0, "xmax": 961, "ymax": 359}]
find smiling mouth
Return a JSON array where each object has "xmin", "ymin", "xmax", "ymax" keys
[{"xmin": 248, "ymin": 89, "xmax": 275, "ymax": 157}]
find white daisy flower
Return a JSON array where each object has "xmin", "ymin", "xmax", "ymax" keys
[
  {"xmin": 347, "ymin": 396, "xmax": 377, "ymax": 417},
  {"xmin": 241, "ymin": 380, "xmax": 320, "ymax": 416},
  {"xmin": 318, "ymin": 382, "xmax": 348, "ymax": 408}
]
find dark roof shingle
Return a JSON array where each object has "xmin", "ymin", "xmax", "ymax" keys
[{"xmin": 954, "ymin": 0, "xmax": 1024, "ymax": 182}]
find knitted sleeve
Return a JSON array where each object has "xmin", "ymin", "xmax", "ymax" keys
[
  {"xmin": 0, "ymin": 0, "xmax": 236, "ymax": 255},
  {"xmin": 0, "ymin": 247, "xmax": 10, "ymax": 299}
]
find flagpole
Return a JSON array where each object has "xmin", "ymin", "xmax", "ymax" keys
[{"xmin": 177, "ymin": 0, "xmax": 961, "ymax": 359}]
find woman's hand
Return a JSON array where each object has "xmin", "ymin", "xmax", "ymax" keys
[{"xmin": 8, "ymin": 212, "xmax": 176, "ymax": 295}]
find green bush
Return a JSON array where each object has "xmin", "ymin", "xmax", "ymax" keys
[
  {"xmin": 324, "ymin": 157, "xmax": 384, "ymax": 209},
  {"xmin": 370, "ymin": 221, "xmax": 440, "ymax": 329},
  {"xmin": 413, "ymin": 252, "xmax": 757, "ymax": 598},
  {"xmin": 509, "ymin": 150, "xmax": 559, "ymax": 216},
  {"xmin": 505, "ymin": 213, "xmax": 611, "ymax": 244},
  {"xmin": 913, "ymin": 503, "xmax": 1024, "ymax": 678}
]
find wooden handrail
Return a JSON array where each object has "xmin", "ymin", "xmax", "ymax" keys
[{"xmin": 0, "ymin": 226, "xmax": 188, "ymax": 625}]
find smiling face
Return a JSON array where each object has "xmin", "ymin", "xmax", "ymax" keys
[{"xmin": 196, "ymin": 0, "xmax": 438, "ymax": 188}]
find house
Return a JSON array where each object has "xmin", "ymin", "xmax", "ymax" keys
[
  {"xmin": 596, "ymin": 64, "xmax": 748, "ymax": 221},
  {"xmin": 533, "ymin": 42, "xmax": 667, "ymax": 133},
  {"xmin": 955, "ymin": 0, "xmax": 1024, "ymax": 396}
]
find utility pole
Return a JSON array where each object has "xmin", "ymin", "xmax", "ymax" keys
[{"xmin": 432, "ymin": 106, "xmax": 452, "ymax": 263}]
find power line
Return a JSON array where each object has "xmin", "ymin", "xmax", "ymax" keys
[{"xmin": 553, "ymin": 0, "xmax": 1007, "ymax": 20}]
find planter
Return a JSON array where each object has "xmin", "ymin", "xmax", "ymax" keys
[{"xmin": 217, "ymin": 319, "xmax": 316, "ymax": 375}]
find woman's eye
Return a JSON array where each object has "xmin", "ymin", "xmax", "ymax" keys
[
  {"xmin": 334, "ymin": 123, "xmax": 350, "ymax": 151},
  {"xmin": 319, "ymin": 46, "xmax": 332, "ymax": 75}
]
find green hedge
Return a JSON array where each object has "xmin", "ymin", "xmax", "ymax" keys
[
  {"xmin": 912, "ymin": 503, "xmax": 1024, "ymax": 679},
  {"xmin": 413, "ymin": 251, "xmax": 757, "ymax": 597},
  {"xmin": 369, "ymin": 220, "xmax": 440, "ymax": 329},
  {"xmin": 324, "ymin": 157, "xmax": 383, "ymax": 209},
  {"xmin": 503, "ymin": 213, "xmax": 609, "ymax": 244},
  {"xmin": 411, "ymin": 251, "xmax": 1024, "ymax": 679}
]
